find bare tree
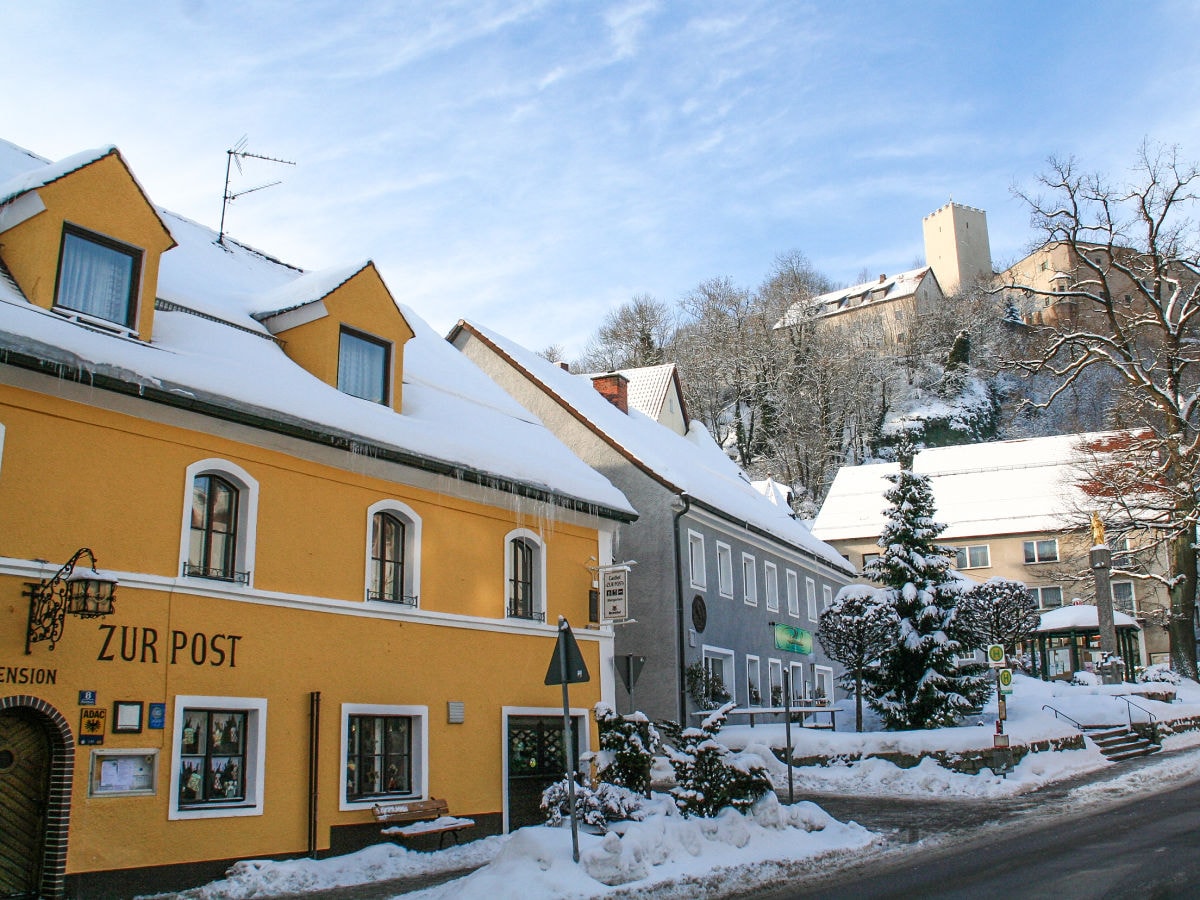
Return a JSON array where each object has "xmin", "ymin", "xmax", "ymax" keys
[
  {"xmin": 576, "ymin": 294, "xmax": 675, "ymax": 373},
  {"xmin": 1004, "ymin": 143, "xmax": 1200, "ymax": 677}
]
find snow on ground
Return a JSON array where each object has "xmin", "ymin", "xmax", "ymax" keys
[
  {"xmin": 156, "ymin": 675, "xmax": 1200, "ymax": 900},
  {"xmin": 148, "ymin": 838, "xmax": 506, "ymax": 899},
  {"xmin": 410, "ymin": 795, "xmax": 872, "ymax": 900}
]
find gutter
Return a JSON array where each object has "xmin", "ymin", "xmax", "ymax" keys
[{"xmin": 0, "ymin": 346, "xmax": 638, "ymax": 524}]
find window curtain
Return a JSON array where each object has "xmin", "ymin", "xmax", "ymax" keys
[
  {"xmin": 338, "ymin": 332, "xmax": 388, "ymax": 403},
  {"xmin": 59, "ymin": 232, "xmax": 135, "ymax": 325}
]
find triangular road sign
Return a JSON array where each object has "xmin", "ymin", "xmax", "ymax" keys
[{"xmin": 545, "ymin": 618, "xmax": 590, "ymax": 685}]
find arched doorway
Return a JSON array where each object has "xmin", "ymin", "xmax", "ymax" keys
[{"xmin": 0, "ymin": 697, "xmax": 73, "ymax": 899}]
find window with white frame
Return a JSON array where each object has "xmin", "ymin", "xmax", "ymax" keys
[
  {"xmin": 764, "ymin": 562, "xmax": 780, "ymax": 611},
  {"xmin": 742, "ymin": 553, "xmax": 758, "ymax": 605},
  {"xmin": 768, "ymin": 659, "xmax": 784, "ymax": 706},
  {"xmin": 341, "ymin": 704, "xmax": 427, "ymax": 806},
  {"xmin": 170, "ymin": 696, "xmax": 265, "ymax": 819},
  {"xmin": 822, "ymin": 584, "xmax": 833, "ymax": 612},
  {"xmin": 180, "ymin": 460, "xmax": 258, "ymax": 586},
  {"xmin": 813, "ymin": 666, "xmax": 835, "ymax": 703},
  {"xmin": 745, "ymin": 655, "xmax": 762, "ymax": 706},
  {"xmin": 1033, "ymin": 586, "xmax": 1064, "ymax": 608},
  {"xmin": 55, "ymin": 224, "xmax": 142, "ymax": 329},
  {"xmin": 955, "ymin": 545, "xmax": 991, "ymax": 569},
  {"xmin": 702, "ymin": 646, "xmax": 734, "ymax": 700},
  {"xmin": 366, "ymin": 500, "xmax": 421, "ymax": 605},
  {"xmin": 505, "ymin": 529, "xmax": 545, "ymax": 621},
  {"xmin": 338, "ymin": 326, "xmax": 391, "ymax": 405},
  {"xmin": 786, "ymin": 570, "xmax": 800, "ymax": 618},
  {"xmin": 1024, "ymin": 539, "xmax": 1059, "ymax": 564},
  {"xmin": 716, "ymin": 542, "xmax": 734, "ymax": 598},
  {"xmin": 688, "ymin": 531, "xmax": 707, "ymax": 589},
  {"xmin": 805, "ymin": 577, "xmax": 817, "ymax": 621},
  {"xmin": 1111, "ymin": 581, "xmax": 1135, "ymax": 614},
  {"xmin": 789, "ymin": 662, "xmax": 805, "ymax": 701}
]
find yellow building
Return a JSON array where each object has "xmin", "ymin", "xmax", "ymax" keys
[{"xmin": 0, "ymin": 141, "xmax": 636, "ymax": 898}]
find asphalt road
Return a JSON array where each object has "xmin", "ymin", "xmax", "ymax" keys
[{"xmin": 753, "ymin": 769, "xmax": 1200, "ymax": 899}]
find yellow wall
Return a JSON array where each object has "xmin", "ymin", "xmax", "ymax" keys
[
  {"xmin": 271, "ymin": 264, "xmax": 415, "ymax": 413},
  {"xmin": 0, "ymin": 151, "xmax": 174, "ymax": 340},
  {"xmin": 0, "ymin": 381, "xmax": 607, "ymax": 875}
]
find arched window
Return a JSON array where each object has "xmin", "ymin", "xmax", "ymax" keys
[
  {"xmin": 370, "ymin": 512, "xmax": 410, "ymax": 604},
  {"xmin": 179, "ymin": 460, "xmax": 258, "ymax": 587},
  {"xmin": 505, "ymin": 529, "xmax": 544, "ymax": 621},
  {"xmin": 189, "ymin": 475, "xmax": 239, "ymax": 580},
  {"xmin": 365, "ymin": 501, "xmax": 421, "ymax": 606}
]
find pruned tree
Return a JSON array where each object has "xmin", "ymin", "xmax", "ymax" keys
[
  {"xmin": 956, "ymin": 577, "xmax": 1041, "ymax": 653},
  {"xmin": 817, "ymin": 585, "xmax": 898, "ymax": 731},
  {"xmin": 860, "ymin": 438, "xmax": 992, "ymax": 729},
  {"xmin": 1004, "ymin": 142, "xmax": 1200, "ymax": 677}
]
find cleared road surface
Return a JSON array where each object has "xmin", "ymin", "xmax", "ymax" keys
[{"xmin": 752, "ymin": 773, "xmax": 1200, "ymax": 899}]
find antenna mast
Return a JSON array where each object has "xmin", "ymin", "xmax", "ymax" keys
[{"xmin": 218, "ymin": 136, "xmax": 296, "ymax": 246}]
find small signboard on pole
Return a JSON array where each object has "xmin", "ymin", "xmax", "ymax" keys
[
  {"xmin": 600, "ymin": 566, "xmax": 630, "ymax": 621},
  {"xmin": 998, "ymin": 668, "xmax": 1014, "ymax": 695},
  {"xmin": 987, "ymin": 644, "xmax": 1006, "ymax": 668}
]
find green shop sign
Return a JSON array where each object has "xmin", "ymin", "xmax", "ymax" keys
[{"xmin": 773, "ymin": 622, "xmax": 813, "ymax": 655}]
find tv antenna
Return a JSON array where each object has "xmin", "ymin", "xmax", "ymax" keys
[{"xmin": 217, "ymin": 136, "xmax": 295, "ymax": 246}]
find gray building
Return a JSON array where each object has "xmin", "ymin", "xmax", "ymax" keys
[{"xmin": 450, "ymin": 321, "xmax": 855, "ymax": 725}]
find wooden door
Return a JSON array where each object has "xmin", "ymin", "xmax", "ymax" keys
[
  {"xmin": 506, "ymin": 715, "xmax": 578, "ymax": 831},
  {"xmin": 0, "ymin": 711, "xmax": 49, "ymax": 898}
]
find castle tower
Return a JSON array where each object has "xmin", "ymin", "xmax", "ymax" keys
[{"xmin": 922, "ymin": 202, "xmax": 992, "ymax": 296}]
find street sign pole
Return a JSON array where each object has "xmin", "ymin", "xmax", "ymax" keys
[
  {"xmin": 544, "ymin": 616, "xmax": 590, "ymax": 863},
  {"xmin": 783, "ymin": 670, "xmax": 794, "ymax": 804},
  {"xmin": 558, "ymin": 631, "xmax": 579, "ymax": 864}
]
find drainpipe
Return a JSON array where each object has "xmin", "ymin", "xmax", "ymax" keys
[
  {"xmin": 671, "ymin": 493, "xmax": 692, "ymax": 723},
  {"xmin": 308, "ymin": 691, "xmax": 320, "ymax": 858}
]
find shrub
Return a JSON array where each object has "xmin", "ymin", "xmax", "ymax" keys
[
  {"xmin": 666, "ymin": 702, "xmax": 772, "ymax": 817},
  {"xmin": 540, "ymin": 778, "xmax": 647, "ymax": 829}
]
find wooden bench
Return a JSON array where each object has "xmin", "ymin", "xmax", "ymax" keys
[{"xmin": 373, "ymin": 798, "xmax": 474, "ymax": 849}]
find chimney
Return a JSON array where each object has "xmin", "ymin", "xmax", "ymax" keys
[
  {"xmin": 591, "ymin": 372, "xmax": 629, "ymax": 413},
  {"xmin": 878, "ymin": 274, "xmax": 886, "ymax": 283},
  {"xmin": 557, "ymin": 361, "xmax": 570, "ymax": 372}
]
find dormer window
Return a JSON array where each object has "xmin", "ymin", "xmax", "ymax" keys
[
  {"xmin": 55, "ymin": 224, "xmax": 142, "ymax": 329},
  {"xmin": 338, "ymin": 327, "xmax": 391, "ymax": 404}
]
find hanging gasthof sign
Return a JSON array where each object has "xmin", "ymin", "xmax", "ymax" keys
[
  {"xmin": 600, "ymin": 566, "xmax": 630, "ymax": 620},
  {"xmin": 773, "ymin": 622, "xmax": 813, "ymax": 655}
]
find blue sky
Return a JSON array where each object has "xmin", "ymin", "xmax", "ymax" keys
[{"xmin": 5, "ymin": 1, "xmax": 1199, "ymax": 357}]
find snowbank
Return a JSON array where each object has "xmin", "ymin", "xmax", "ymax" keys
[{"xmin": 411, "ymin": 794, "xmax": 873, "ymax": 899}]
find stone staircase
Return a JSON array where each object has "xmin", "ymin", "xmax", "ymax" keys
[{"xmin": 1083, "ymin": 724, "xmax": 1162, "ymax": 761}]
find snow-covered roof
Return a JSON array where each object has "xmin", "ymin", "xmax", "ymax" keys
[
  {"xmin": 454, "ymin": 321, "xmax": 853, "ymax": 574},
  {"xmin": 812, "ymin": 433, "xmax": 1114, "ymax": 542},
  {"xmin": 0, "ymin": 140, "xmax": 634, "ymax": 521},
  {"xmin": 614, "ymin": 364, "xmax": 676, "ymax": 421},
  {"xmin": 752, "ymin": 476, "xmax": 793, "ymax": 510},
  {"xmin": 776, "ymin": 267, "xmax": 936, "ymax": 327},
  {"xmin": 1038, "ymin": 604, "xmax": 1140, "ymax": 633}
]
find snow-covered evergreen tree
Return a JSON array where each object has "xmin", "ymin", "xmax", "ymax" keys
[
  {"xmin": 861, "ymin": 439, "xmax": 991, "ymax": 729},
  {"xmin": 956, "ymin": 577, "xmax": 1041, "ymax": 653},
  {"xmin": 593, "ymin": 703, "xmax": 659, "ymax": 796},
  {"xmin": 817, "ymin": 585, "xmax": 898, "ymax": 732},
  {"xmin": 667, "ymin": 702, "xmax": 772, "ymax": 817}
]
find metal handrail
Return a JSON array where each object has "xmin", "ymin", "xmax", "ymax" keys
[
  {"xmin": 1119, "ymin": 696, "xmax": 1156, "ymax": 727},
  {"xmin": 1041, "ymin": 704, "xmax": 1085, "ymax": 730}
]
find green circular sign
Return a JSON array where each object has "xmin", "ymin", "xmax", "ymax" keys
[
  {"xmin": 987, "ymin": 645, "xmax": 1005, "ymax": 663},
  {"xmin": 999, "ymin": 668, "xmax": 1013, "ymax": 687}
]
